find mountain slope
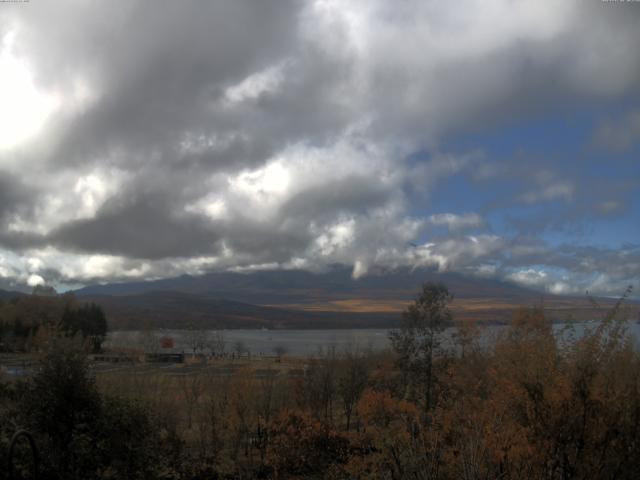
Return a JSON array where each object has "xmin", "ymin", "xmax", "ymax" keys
[
  {"xmin": 0, "ymin": 289, "xmax": 26, "ymax": 301},
  {"xmin": 75, "ymin": 267, "xmax": 538, "ymax": 304},
  {"xmin": 72, "ymin": 267, "xmax": 635, "ymax": 330},
  {"xmin": 82, "ymin": 290, "xmax": 396, "ymax": 330}
]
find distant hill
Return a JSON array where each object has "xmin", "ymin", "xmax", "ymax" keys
[
  {"xmin": 0, "ymin": 289, "xmax": 26, "ymax": 301},
  {"xmin": 74, "ymin": 266, "xmax": 537, "ymax": 303},
  {"xmin": 1, "ymin": 269, "xmax": 629, "ymax": 331},
  {"xmin": 71, "ymin": 266, "xmax": 640, "ymax": 330},
  {"xmin": 81, "ymin": 290, "xmax": 396, "ymax": 331}
]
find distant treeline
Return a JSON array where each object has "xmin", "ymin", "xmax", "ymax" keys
[{"xmin": 0, "ymin": 292, "xmax": 107, "ymax": 352}]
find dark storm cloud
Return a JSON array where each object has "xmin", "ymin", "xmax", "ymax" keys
[
  {"xmin": 0, "ymin": 172, "xmax": 47, "ymax": 250},
  {"xmin": 220, "ymin": 218, "xmax": 313, "ymax": 263},
  {"xmin": 50, "ymin": 193, "xmax": 223, "ymax": 259},
  {"xmin": 0, "ymin": 231, "xmax": 45, "ymax": 251},
  {"xmin": 34, "ymin": 1, "xmax": 301, "ymax": 170},
  {"xmin": 280, "ymin": 175, "xmax": 394, "ymax": 220},
  {"xmin": 0, "ymin": 171, "xmax": 26, "ymax": 221}
]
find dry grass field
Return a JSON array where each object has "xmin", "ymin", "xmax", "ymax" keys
[{"xmin": 264, "ymin": 294, "xmax": 639, "ymax": 324}]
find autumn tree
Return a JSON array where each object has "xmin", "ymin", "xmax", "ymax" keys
[
  {"xmin": 195, "ymin": 371, "xmax": 231, "ymax": 469},
  {"xmin": 353, "ymin": 389, "xmax": 437, "ymax": 479},
  {"xmin": 453, "ymin": 317, "xmax": 482, "ymax": 358},
  {"xmin": 266, "ymin": 409, "xmax": 350, "ymax": 478},
  {"xmin": 273, "ymin": 344, "xmax": 288, "ymax": 361},
  {"xmin": 338, "ymin": 350, "xmax": 370, "ymax": 431},
  {"xmin": 178, "ymin": 372, "xmax": 205, "ymax": 429},
  {"xmin": 208, "ymin": 330, "xmax": 226, "ymax": 357},
  {"xmin": 185, "ymin": 327, "xmax": 203, "ymax": 357},
  {"xmin": 233, "ymin": 340, "xmax": 247, "ymax": 358},
  {"xmin": 253, "ymin": 367, "xmax": 282, "ymax": 465},
  {"xmin": 138, "ymin": 323, "xmax": 160, "ymax": 355},
  {"xmin": 389, "ymin": 282, "xmax": 453, "ymax": 418},
  {"xmin": 301, "ymin": 349, "xmax": 338, "ymax": 423},
  {"xmin": 227, "ymin": 368, "xmax": 257, "ymax": 463}
]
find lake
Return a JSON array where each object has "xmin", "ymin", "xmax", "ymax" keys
[{"xmin": 106, "ymin": 321, "xmax": 640, "ymax": 357}]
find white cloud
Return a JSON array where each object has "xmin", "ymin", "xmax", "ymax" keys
[
  {"xmin": 595, "ymin": 200, "xmax": 623, "ymax": 215},
  {"xmin": 0, "ymin": 265, "xmax": 12, "ymax": 279},
  {"xmin": 504, "ymin": 268, "xmax": 626, "ymax": 297},
  {"xmin": 6, "ymin": 168, "xmax": 127, "ymax": 235},
  {"xmin": 230, "ymin": 161, "xmax": 290, "ymax": 198},
  {"xmin": 74, "ymin": 173, "xmax": 118, "ymax": 218},
  {"xmin": 594, "ymin": 109, "xmax": 640, "ymax": 151},
  {"xmin": 27, "ymin": 273, "xmax": 44, "ymax": 287},
  {"xmin": 314, "ymin": 218, "xmax": 356, "ymax": 256},
  {"xmin": 27, "ymin": 257, "xmax": 43, "ymax": 272},
  {"xmin": 519, "ymin": 181, "xmax": 574, "ymax": 205},
  {"xmin": 549, "ymin": 281, "xmax": 571, "ymax": 295},
  {"xmin": 223, "ymin": 62, "xmax": 287, "ymax": 105},
  {"xmin": 0, "ymin": 29, "xmax": 59, "ymax": 150},
  {"xmin": 179, "ymin": 131, "xmax": 243, "ymax": 156},
  {"xmin": 185, "ymin": 196, "xmax": 227, "ymax": 221},
  {"xmin": 506, "ymin": 268, "xmax": 548, "ymax": 288},
  {"xmin": 427, "ymin": 213, "xmax": 484, "ymax": 231},
  {"xmin": 351, "ymin": 259, "xmax": 368, "ymax": 279},
  {"xmin": 472, "ymin": 264, "xmax": 498, "ymax": 278}
]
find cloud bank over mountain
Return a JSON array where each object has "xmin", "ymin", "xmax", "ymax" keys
[{"xmin": 0, "ymin": 0, "xmax": 639, "ymax": 295}]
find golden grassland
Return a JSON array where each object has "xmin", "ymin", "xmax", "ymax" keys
[{"xmin": 263, "ymin": 295, "xmax": 639, "ymax": 325}]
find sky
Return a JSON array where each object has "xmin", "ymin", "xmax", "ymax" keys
[{"xmin": 0, "ymin": 0, "xmax": 638, "ymax": 296}]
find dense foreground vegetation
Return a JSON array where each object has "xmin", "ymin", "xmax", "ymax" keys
[{"xmin": 0, "ymin": 283, "xmax": 639, "ymax": 479}]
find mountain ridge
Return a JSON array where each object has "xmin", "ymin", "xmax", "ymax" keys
[
  {"xmin": 3, "ymin": 267, "xmax": 636, "ymax": 331},
  {"xmin": 73, "ymin": 266, "xmax": 539, "ymax": 302},
  {"xmin": 79, "ymin": 289, "xmax": 397, "ymax": 330}
]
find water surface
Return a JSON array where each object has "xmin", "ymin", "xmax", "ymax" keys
[{"xmin": 106, "ymin": 321, "xmax": 640, "ymax": 357}]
